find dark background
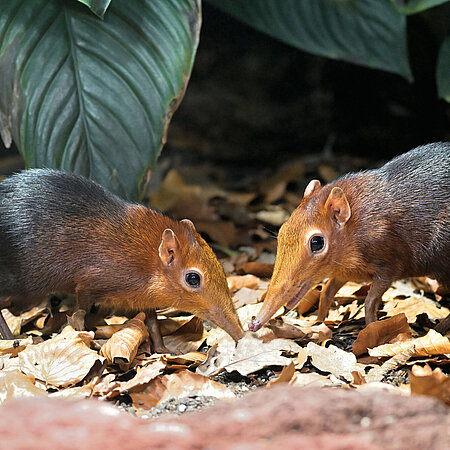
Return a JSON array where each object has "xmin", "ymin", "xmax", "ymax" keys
[{"xmin": 2, "ymin": 3, "xmax": 450, "ymax": 180}]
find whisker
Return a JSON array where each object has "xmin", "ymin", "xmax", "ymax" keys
[{"xmin": 332, "ymin": 259, "xmax": 347, "ymax": 267}]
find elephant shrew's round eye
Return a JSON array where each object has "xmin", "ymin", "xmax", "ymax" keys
[
  {"xmin": 309, "ymin": 235, "xmax": 325, "ymax": 253},
  {"xmin": 185, "ymin": 271, "xmax": 201, "ymax": 288}
]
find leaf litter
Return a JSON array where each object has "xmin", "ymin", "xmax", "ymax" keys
[{"xmin": 1, "ymin": 154, "xmax": 450, "ymax": 413}]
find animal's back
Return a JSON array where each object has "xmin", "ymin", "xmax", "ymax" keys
[
  {"xmin": 0, "ymin": 169, "xmax": 130, "ymax": 295},
  {"xmin": 347, "ymin": 143, "xmax": 449, "ymax": 284}
]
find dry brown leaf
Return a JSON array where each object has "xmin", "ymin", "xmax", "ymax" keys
[
  {"xmin": 1, "ymin": 309, "xmax": 22, "ymax": 336},
  {"xmin": 131, "ymin": 370, "xmax": 235, "ymax": 410},
  {"xmin": 19, "ymin": 326, "xmax": 103, "ymax": 387},
  {"xmin": 49, "ymin": 382, "xmax": 94, "ymax": 399},
  {"xmin": 0, "ymin": 369, "xmax": 47, "ymax": 405},
  {"xmin": 0, "ymin": 336, "xmax": 34, "ymax": 356},
  {"xmin": 162, "ymin": 316, "xmax": 206, "ymax": 354},
  {"xmin": 382, "ymin": 290, "xmax": 449, "ymax": 322},
  {"xmin": 266, "ymin": 318, "xmax": 306, "ymax": 340},
  {"xmin": 369, "ymin": 329, "xmax": 450, "ymax": 358},
  {"xmin": 116, "ymin": 358, "xmax": 167, "ymax": 395},
  {"xmin": 101, "ymin": 312, "xmax": 149, "ymax": 370},
  {"xmin": 95, "ymin": 324, "xmax": 125, "ymax": 339},
  {"xmin": 67, "ymin": 310, "xmax": 86, "ymax": 331},
  {"xmin": 307, "ymin": 342, "xmax": 364, "ymax": 382},
  {"xmin": 296, "ymin": 287, "xmax": 320, "ymax": 315},
  {"xmin": 266, "ymin": 362, "xmax": 295, "ymax": 388},
  {"xmin": 294, "ymin": 347, "xmax": 309, "ymax": 369},
  {"xmin": 236, "ymin": 262, "xmax": 274, "ymax": 278},
  {"xmin": 352, "ymin": 314, "xmax": 412, "ymax": 356},
  {"xmin": 150, "ymin": 169, "xmax": 223, "ymax": 221},
  {"xmin": 164, "ymin": 351, "xmax": 207, "ymax": 368},
  {"xmin": 198, "ymin": 332, "xmax": 301, "ymax": 377},
  {"xmin": 290, "ymin": 372, "xmax": 335, "ymax": 388},
  {"xmin": 227, "ymin": 274, "xmax": 259, "ymax": 292},
  {"xmin": 410, "ymin": 364, "xmax": 450, "ymax": 405},
  {"xmin": 255, "ymin": 207, "xmax": 289, "ymax": 226},
  {"xmin": 233, "ymin": 288, "xmax": 264, "ymax": 308},
  {"xmin": 158, "ymin": 315, "xmax": 196, "ymax": 336},
  {"xmin": 195, "ymin": 220, "xmax": 237, "ymax": 247},
  {"xmin": 365, "ymin": 348, "xmax": 415, "ymax": 383}
]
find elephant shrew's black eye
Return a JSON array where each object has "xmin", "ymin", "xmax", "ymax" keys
[
  {"xmin": 309, "ymin": 235, "xmax": 325, "ymax": 253},
  {"xmin": 185, "ymin": 271, "xmax": 201, "ymax": 288}
]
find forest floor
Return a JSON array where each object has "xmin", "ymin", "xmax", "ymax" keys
[{"xmin": 1, "ymin": 149, "xmax": 449, "ymax": 417}]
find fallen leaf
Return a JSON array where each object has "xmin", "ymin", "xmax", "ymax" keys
[
  {"xmin": 101, "ymin": 312, "xmax": 149, "ymax": 370},
  {"xmin": 95, "ymin": 324, "xmax": 125, "ymax": 339},
  {"xmin": 352, "ymin": 314, "xmax": 412, "ymax": 356},
  {"xmin": 294, "ymin": 347, "xmax": 309, "ymax": 369},
  {"xmin": 130, "ymin": 370, "xmax": 235, "ymax": 410},
  {"xmin": 158, "ymin": 315, "xmax": 197, "ymax": 336},
  {"xmin": 233, "ymin": 287, "xmax": 264, "ymax": 308},
  {"xmin": 382, "ymin": 288, "xmax": 449, "ymax": 322},
  {"xmin": 369, "ymin": 329, "xmax": 450, "ymax": 358},
  {"xmin": 266, "ymin": 362, "xmax": 295, "ymax": 388},
  {"xmin": 49, "ymin": 383, "xmax": 94, "ymax": 399},
  {"xmin": 162, "ymin": 316, "xmax": 206, "ymax": 354},
  {"xmin": 0, "ymin": 336, "xmax": 35, "ymax": 356},
  {"xmin": 19, "ymin": 326, "xmax": 104, "ymax": 387},
  {"xmin": 255, "ymin": 208, "xmax": 289, "ymax": 226},
  {"xmin": 67, "ymin": 310, "xmax": 86, "ymax": 331},
  {"xmin": 409, "ymin": 364, "xmax": 450, "ymax": 405},
  {"xmin": 0, "ymin": 370, "xmax": 47, "ymax": 405},
  {"xmin": 290, "ymin": 372, "xmax": 335, "ymax": 387},
  {"xmin": 164, "ymin": 351, "xmax": 207, "ymax": 368},
  {"xmin": 266, "ymin": 318, "xmax": 306, "ymax": 340},
  {"xmin": 227, "ymin": 274, "xmax": 259, "ymax": 292},
  {"xmin": 116, "ymin": 358, "xmax": 167, "ymax": 395},
  {"xmin": 195, "ymin": 220, "xmax": 237, "ymax": 247},
  {"xmin": 199, "ymin": 333, "xmax": 301, "ymax": 377},
  {"xmin": 307, "ymin": 342, "xmax": 364, "ymax": 382},
  {"xmin": 296, "ymin": 287, "xmax": 320, "ymax": 316},
  {"xmin": 236, "ymin": 262, "xmax": 274, "ymax": 278},
  {"xmin": 365, "ymin": 349, "xmax": 415, "ymax": 383}
]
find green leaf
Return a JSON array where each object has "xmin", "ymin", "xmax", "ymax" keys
[
  {"xmin": 76, "ymin": 0, "xmax": 112, "ymax": 19},
  {"xmin": 207, "ymin": 0, "xmax": 412, "ymax": 80},
  {"xmin": 437, "ymin": 36, "xmax": 450, "ymax": 101},
  {"xmin": 0, "ymin": 0, "xmax": 200, "ymax": 200},
  {"xmin": 391, "ymin": 0, "xmax": 449, "ymax": 14}
]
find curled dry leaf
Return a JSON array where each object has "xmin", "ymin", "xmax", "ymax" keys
[
  {"xmin": 0, "ymin": 336, "xmax": 34, "ymax": 356},
  {"xmin": 266, "ymin": 318, "xmax": 306, "ymax": 340},
  {"xmin": 115, "ymin": 358, "xmax": 167, "ymax": 395},
  {"xmin": 296, "ymin": 287, "xmax": 320, "ymax": 315},
  {"xmin": 130, "ymin": 370, "xmax": 235, "ymax": 410},
  {"xmin": 352, "ymin": 313, "xmax": 412, "ymax": 356},
  {"xmin": 0, "ymin": 369, "xmax": 47, "ymax": 405},
  {"xmin": 266, "ymin": 362, "xmax": 295, "ymax": 388},
  {"xmin": 164, "ymin": 351, "xmax": 207, "ymax": 369},
  {"xmin": 162, "ymin": 316, "xmax": 206, "ymax": 354},
  {"xmin": 227, "ymin": 274, "xmax": 259, "ymax": 292},
  {"xmin": 95, "ymin": 324, "xmax": 125, "ymax": 339},
  {"xmin": 19, "ymin": 326, "xmax": 103, "ymax": 387},
  {"xmin": 67, "ymin": 309, "xmax": 86, "ymax": 331},
  {"xmin": 158, "ymin": 315, "xmax": 196, "ymax": 336},
  {"xmin": 236, "ymin": 261, "xmax": 274, "ymax": 278},
  {"xmin": 307, "ymin": 342, "xmax": 364, "ymax": 382},
  {"xmin": 368, "ymin": 329, "xmax": 450, "ymax": 358},
  {"xmin": 101, "ymin": 312, "xmax": 149, "ymax": 370},
  {"xmin": 409, "ymin": 364, "xmax": 450, "ymax": 405}
]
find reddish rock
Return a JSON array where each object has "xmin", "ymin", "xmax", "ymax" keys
[{"xmin": 0, "ymin": 386, "xmax": 448, "ymax": 450}]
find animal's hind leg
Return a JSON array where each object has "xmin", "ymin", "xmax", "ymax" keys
[{"xmin": 0, "ymin": 297, "xmax": 14, "ymax": 339}]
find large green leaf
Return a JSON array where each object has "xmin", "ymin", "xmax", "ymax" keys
[
  {"xmin": 437, "ymin": 36, "xmax": 450, "ymax": 101},
  {"xmin": 392, "ymin": 0, "xmax": 449, "ymax": 14},
  {"xmin": 207, "ymin": 0, "xmax": 412, "ymax": 80},
  {"xmin": 0, "ymin": 0, "xmax": 200, "ymax": 200},
  {"xmin": 76, "ymin": 0, "xmax": 112, "ymax": 19}
]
